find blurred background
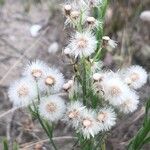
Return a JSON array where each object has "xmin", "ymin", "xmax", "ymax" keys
[{"xmin": 0, "ymin": 0, "xmax": 149, "ymax": 149}]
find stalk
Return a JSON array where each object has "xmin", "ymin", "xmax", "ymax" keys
[
  {"xmin": 82, "ymin": 58, "xmax": 87, "ymax": 105},
  {"xmin": 36, "ymin": 113, "xmax": 58, "ymax": 150},
  {"xmin": 33, "ymin": 81, "xmax": 58, "ymax": 150}
]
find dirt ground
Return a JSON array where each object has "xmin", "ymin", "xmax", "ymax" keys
[{"xmin": 0, "ymin": 0, "xmax": 149, "ymax": 149}]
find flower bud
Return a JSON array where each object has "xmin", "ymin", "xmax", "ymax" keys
[
  {"xmin": 64, "ymin": 5, "xmax": 72, "ymax": 16},
  {"xmin": 71, "ymin": 11, "xmax": 80, "ymax": 20},
  {"xmin": 87, "ymin": 17, "xmax": 96, "ymax": 25}
]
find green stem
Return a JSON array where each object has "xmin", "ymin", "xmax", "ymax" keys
[
  {"xmin": 82, "ymin": 58, "xmax": 87, "ymax": 105},
  {"xmin": 37, "ymin": 113, "xmax": 58, "ymax": 150},
  {"xmin": 35, "ymin": 79, "xmax": 40, "ymax": 104},
  {"xmin": 32, "ymin": 82, "xmax": 58, "ymax": 150},
  {"xmin": 101, "ymin": 140, "xmax": 106, "ymax": 150}
]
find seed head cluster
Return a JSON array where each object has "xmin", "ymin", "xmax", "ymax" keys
[{"xmin": 8, "ymin": 0, "xmax": 148, "ymax": 141}]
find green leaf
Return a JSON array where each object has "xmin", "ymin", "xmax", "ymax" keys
[
  {"xmin": 2, "ymin": 139, "xmax": 9, "ymax": 150},
  {"xmin": 144, "ymin": 99, "xmax": 150, "ymax": 126},
  {"xmin": 13, "ymin": 142, "xmax": 19, "ymax": 150},
  {"xmin": 142, "ymin": 136, "xmax": 150, "ymax": 146},
  {"xmin": 127, "ymin": 99, "xmax": 150, "ymax": 150}
]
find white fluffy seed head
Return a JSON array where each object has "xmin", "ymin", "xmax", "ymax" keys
[
  {"xmin": 101, "ymin": 74, "xmax": 131, "ymax": 106},
  {"xmin": 38, "ymin": 67, "xmax": 64, "ymax": 94},
  {"xmin": 23, "ymin": 60, "xmax": 48, "ymax": 80},
  {"xmin": 8, "ymin": 77, "xmax": 37, "ymax": 107},
  {"xmin": 102, "ymin": 36, "xmax": 117, "ymax": 49},
  {"xmin": 108, "ymin": 39, "xmax": 117, "ymax": 48},
  {"xmin": 78, "ymin": 109, "xmax": 100, "ymax": 139},
  {"xmin": 140, "ymin": 10, "xmax": 150, "ymax": 22},
  {"xmin": 62, "ymin": 101, "xmax": 85, "ymax": 128},
  {"xmin": 30, "ymin": 24, "xmax": 41, "ymax": 37},
  {"xmin": 64, "ymin": 1, "xmax": 89, "ymax": 27},
  {"xmin": 118, "ymin": 91, "xmax": 139, "ymax": 114},
  {"xmin": 39, "ymin": 95, "xmax": 66, "ymax": 122},
  {"xmin": 97, "ymin": 107, "xmax": 116, "ymax": 131},
  {"xmin": 48, "ymin": 42, "xmax": 59, "ymax": 54},
  {"xmin": 86, "ymin": 17, "xmax": 100, "ymax": 29},
  {"xmin": 124, "ymin": 65, "xmax": 148, "ymax": 89},
  {"xmin": 66, "ymin": 31, "xmax": 97, "ymax": 58}
]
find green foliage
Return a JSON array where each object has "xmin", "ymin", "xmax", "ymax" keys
[
  {"xmin": 2, "ymin": 139, "xmax": 8, "ymax": 150},
  {"xmin": 2, "ymin": 139, "xmax": 19, "ymax": 150},
  {"xmin": 94, "ymin": 0, "xmax": 108, "ymax": 51},
  {"xmin": 127, "ymin": 99, "xmax": 150, "ymax": 150},
  {"xmin": 0, "ymin": 0, "xmax": 5, "ymax": 6}
]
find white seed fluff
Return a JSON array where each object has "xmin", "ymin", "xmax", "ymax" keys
[
  {"xmin": 118, "ymin": 91, "xmax": 139, "ymax": 114},
  {"xmin": 140, "ymin": 10, "xmax": 150, "ymax": 22},
  {"xmin": 38, "ymin": 67, "xmax": 64, "ymax": 94},
  {"xmin": 101, "ymin": 74, "xmax": 131, "ymax": 106},
  {"xmin": 66, "ymin": 31, "xmax": 97, "ymax": 58},
  {"xmin": 97, "ymin": 107, "xmax": 116, "ymax": 131},
  {"xmin": 48, "ymin": 42, "xmax": 59, "ymax": 54},
  {"xmin": 39, "ymin": 95, "xmax": 66, "ymax": 122},
  {"xmin": 23, "ymin": 60, "xmax": 48, "ymax": 80},
  {"xmin": 8, "ymin": 77, "xmax": 37, "ymax": 107},
  {"xmin": 78, "ymin": 109, "xmax": 100, "ymax": 139},
  {"xmin": 62, "ymin": 101, "xmax": 85, "ymax": 128},
  {"xmin": 30, "ymin": 24, "xmax": 42, "ymax": 37},
  {"xmin": 123, "ymin": 65, "xmax": 148, "ymax": 89}
]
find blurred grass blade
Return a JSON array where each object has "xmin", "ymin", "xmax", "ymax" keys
[
  {"xmin": 13, "ymin": 141, "xmax": 19, "ymax": 150},
  {"xmin": 127, "ymin": 99, "xmax": 150, "ymax": 150},
  {"xmin": 2, "ymin": 139, "xmax": 9, "ymax": 150}
]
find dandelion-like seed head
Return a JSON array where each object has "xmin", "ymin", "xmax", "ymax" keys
[
  {"xmin": 39, "ymin": 67, "xmax": 64, "ymax": 93},
  {"xmin": 78, "ymin": 109, "xmax": 100, "ymax": 139},
  {"xmin": 8, "ymin": 77, "xmax": 37, "ymax": 107},
  {"xmin": 118, "ymin": 91, "xmax": 139, "ymax": 114},
  {"xmin": 39, "ymin": 95, "xmax": 66, "ymax": 122},
  {"xmin": 67, "ymin": 31, "xmax": 97, "ymax": 58},
  {"xmin": 97, "ymin": 107, "xmax": 116, "ymax": 131},
  {"xmin": 102, "ymin": 36, "xmax": 117, "ymax": 49},
  {"xmin": 62, "ymin": 101, "xmax": 85, "ymax": 128},
  {"xmin": 102, "ymin": 74, "xmax": 130, "ymax": 106},
  {"xmin": 86, "ymin": 17, "xmax": 100, "ymax": 30},
  {"xmin": 23, "ymin": 60, "xmax": 48, "ymax": 80},
  {"xmin": 123, "ymin": 65, "xmax": 147, "ymax": 89}
]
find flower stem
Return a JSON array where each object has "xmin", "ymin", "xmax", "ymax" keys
[
  {"xmin": 37, "ymin": 113, "xmax": 58, "ymax": 150},
  {"xmin": 101, "ymin": 138, "xmax": 106, "ymax": 150}
]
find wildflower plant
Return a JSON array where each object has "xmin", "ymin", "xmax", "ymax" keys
[{"xmin": 7, "ymin": 0, "xmax": 149, "ymax": 149}]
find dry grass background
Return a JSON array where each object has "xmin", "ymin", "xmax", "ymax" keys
[{"xmin": 0, "ymin": 0, "xmax": 149, "ymax": 149}]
